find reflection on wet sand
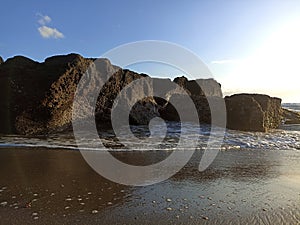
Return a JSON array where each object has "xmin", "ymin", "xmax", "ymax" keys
[{"xmin": 0, "ymin": 147, "xmax": 299, "ymax": 224}]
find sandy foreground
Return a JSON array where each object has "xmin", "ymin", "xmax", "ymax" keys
[{"xmin": 0, "ymin": 147, "xmax": 299, "ymax": 225}]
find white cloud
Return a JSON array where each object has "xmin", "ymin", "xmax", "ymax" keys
[
  {"xmin": 211, "ymin": 59, "xmax": 241, "ymax": 64},
  {"xmin": 38, "ymin": 26, "xmax": 64, "ymax": 39},
  {"xmin": 37, "ymin": 14, "xmax": 52, "ymax": 25},
  {"xmin": 36, "ymin": 13, "xmax": 64, "ymax": 39}
]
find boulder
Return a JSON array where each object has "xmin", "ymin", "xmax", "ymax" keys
[
  {"xmin": 160, "ymin": 76, "xmax": 223, "ymax": 124},
  {"xmin": 94, "ymin": 69, "xmax": 159, "ymax": 129},
  {"xmin": 282, "ymin": 108, "xmax": 300, "ymax": 124},
  {"xmin": 0, "ymin": 54, "xmax": 159, "ymax": 134},
  {"xmin": 173, "ymin": 76, "xmax": 222, "ymax": 97},
  {"xmin": 225, "ymin": 94, "xmax": 282, "ymax": 132},
  {"xmin": 0, "ymin": 54, "xmax": 93, "ymax": 134}
]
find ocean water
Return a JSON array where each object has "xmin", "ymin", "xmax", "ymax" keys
[
  {"xmin": 282, "ymin": 102, "xmax": 300, "ymax": 112},
  {"xmin": 0, "ymin": 104, "xmax": 299, "ymax": 151}
]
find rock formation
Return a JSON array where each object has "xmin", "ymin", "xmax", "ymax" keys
[
  {"xmin": 0, "ymin": 54, "xmax": 93, "ymax": 134},
  {"xmin": 282, "ymin": 108, "xmax": 300, "ymax": 124},
  {"xmin": 159, "ymin": 76, "xmax": 223, "ymax": 124},
  {"xmin": 0, "ymin": 54, "xmax": 160, "ymax": 134},
  {"xmin": 0, "ymin": 53, "xmax": 288, "ymax": 135},
  {"xmin": 225, "ymin": 94, "xmax": 282, "ymax": 132},
  {"xmin": 0, "ymin": 56, "xmax": 3, "ymax": 65}
]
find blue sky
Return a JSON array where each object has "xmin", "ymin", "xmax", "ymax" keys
[{"xmin": 1, "ymin": 0, "xmax": 300, "ymax": 102}]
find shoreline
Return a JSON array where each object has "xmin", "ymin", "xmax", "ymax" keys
[{"xmin": 0, "ymin": 147, "xmax": 299, "ymax": 224}]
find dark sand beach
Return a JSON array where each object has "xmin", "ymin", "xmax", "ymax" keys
[{"xmin": 0, "ymin": 147, "xmax": 299, "ymax": 224}]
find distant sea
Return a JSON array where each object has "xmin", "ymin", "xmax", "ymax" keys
[{"xmin": 282, "ymin": 102, "xmax": 300, "ymax": 112}]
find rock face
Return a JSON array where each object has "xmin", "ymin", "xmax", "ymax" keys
[
  {"xmin": 225, "ymin": 94, "xmax": 282, "ymax": 132},
  {"xmin": 0, "ymin": 54, "xmax": 93, "ymax": 134},
  {"xmin": 282, "ymin": 108, "xmax": 300, "ymax": 124},
  {"xmin": 173, "ymin": 76, "xmax": 222, "ymax": 97},
  {"xmin": 0, "ymin": 54, "xmax": 158, "ymax": 134},
  {"xmin": 159, "ymin": 76, "xmax": 223, "ymax": 124},
  {"xmin": 0, "ymin": 56, "xmax": 3, "ymax": 65}
]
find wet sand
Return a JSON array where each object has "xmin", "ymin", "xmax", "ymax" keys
[{"xmin": 0, "ymin": 147, "xmax": 299, "ymax": 224}]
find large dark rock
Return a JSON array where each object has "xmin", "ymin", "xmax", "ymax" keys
[
  {"xmin": 0, "ymin": 54, "xmax": 159, "ymax": 134},
  {"xmin": 173, "ymin": 76, "xmax": 222, "ymax": 97},
  {"xmin": 282, "ymin": 108, "xmax": 300, "ymax": 124},
  {"xmin": 0, "ymin": 54, "xmax": 93, "ymax": 134},
  {"xmin": 225, "ymin": 94, "xmax": 282, "ymax": 132},
  {"xmin": 94, "ymin": 69, "xmax": 158, "ymax": 128},
  {"xmin": 159, "ymin": 76, "xmax": 223, "ymax": 124},
  {"xmin": 0, "ymin": 56, "xmax": 3, "ymax": 65}
]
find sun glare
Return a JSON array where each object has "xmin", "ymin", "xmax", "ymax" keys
[{"xmin": 228, "ymin": 18, "xmax": 300, "ymax": 102}]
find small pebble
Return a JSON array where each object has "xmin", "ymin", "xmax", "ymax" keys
[
  {"xmin": 207, "ymin": 197, "xmax": 212, "ymax": 200},
  {"xmin": 166, "ymin": 207, "xmax": 172, "ymax": 211},
  {"xmin": 65, "ymin": 206, "xmax": 70, "ymax": 210},
  {"xmin": 107, "ymin": 202, "xmax": 113, "ymax": 205},
  {"xmin": 33, "ymin": 217, "xmax": 39, "ymax": 220},
  {"xmin": 202, "ymin": 216, "xmax": 209, "ymax": 220},
  {"xmin": 166, "ymin": 198, "xmax": 172, "ymax": 202},
  {"xmin": 190, "ymin": 216, "xmax": 193, "ymax": 219},
  {"xmin": 176, "ymin": 215, "xmax": 180, "ymax": 219},
  {"xmin": 88, "ymin": 192, "xmax": 92, "ymax": 195},
  {"xmin": 262, "ymin": 208, "xmax": 267, "ymax": 211},
  {"xmin": 32, "ymin": 212, "xmax": 38, "ymax": 216},
  {"xmin": 152, "ymin": 200, "xmax": 156, "ymax": 203},
  {"xmin": 65, "ymin": 198, "xmax": 72, "ymax": 201},
  {"xmin": 80, "ymin": 202, "xmax": 85, "ymax": 205},
  {"xmin": 78, "ymin": 198, "xmax": 82, "ymax": 201},
  {"xmin": 91, "ymin": 210, "xmax": 98, "ymax": 214},
  {"xmin": 0, "ymin": 202, "xmax": 8, "ymax": 206},
  {"xmin": 199, "ymin": 195, "xmax": 205, "ymax": 199},
  {"xmin": 184, "ymin": 206, "xmax": 189, "ymax": 209},
  {"xmin": 120, "ymin": 190, "xmax": 125, "ymax": 193},
  {"xmin": 61, "ymin": 184, "xmax": 64, "ymax": 188},
  {"xmin": 12, "ymin": 196, "xmax": 16, "ymax": 199},
  {"xmin": 33, "ymin": 193, "xmax": 38, "ymax": 197},
  {"xmin": 50, "ymin": 193, "xmax": 55, "ymax": 196}
]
